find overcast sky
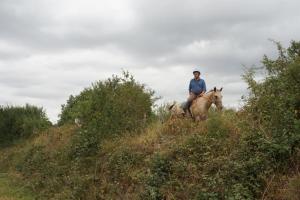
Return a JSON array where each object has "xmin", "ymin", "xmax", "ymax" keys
[{"xmin": 0, "ymin": 0, "xmax": 299, "ymax": 122}]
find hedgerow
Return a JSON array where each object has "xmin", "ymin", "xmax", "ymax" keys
[{"xmin": 0, "ymin": 104, "xmax": 51, "ymax": 146}]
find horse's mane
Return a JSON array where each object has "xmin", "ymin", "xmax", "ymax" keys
[
  {"xmin": 194, "ymin": 89, "xmax": 215, "ymax": 100},
  {"xmin": 203, "ymin": 89, "xmax": 216, "ymax": 96}
]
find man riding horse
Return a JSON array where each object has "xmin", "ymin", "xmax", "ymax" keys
[
  {"xmin": 169, "ymin": 69, "xmax": 223, "ymax": 120},
  {"xmin": 183, "ymin": 68, "xmax": 207, "ymax": 116}
]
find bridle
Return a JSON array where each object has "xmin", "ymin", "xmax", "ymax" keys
[{"xmin": 193, "ymin": 88, "xmax": 224, "ymax": 110}]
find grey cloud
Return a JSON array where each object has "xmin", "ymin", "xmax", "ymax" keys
[{"xmin": 0, "ymin": 0, "xmax": 300, "ymax": 122}]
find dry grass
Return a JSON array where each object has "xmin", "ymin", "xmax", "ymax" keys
[
  {"xmin": 262, "ymin": 150, "xmax": 300, "ymax": 200},
  {"xmin": 262, "ymin": 174, "xmax": 300, "ymax": 200},
  {"xmin": 101, "ymin": 118, "xmax": 208, "ymax": 157},
  {"xmin": 1, "ymin": 111, "xmax": 291, "ymax": 199},
  {"xmin": 31, "ymin": 124, "xmax": 77, "ymax": 152},
  {"xmin": 0, "ymin": 173, "xmax": 34, "ymax": 200}
]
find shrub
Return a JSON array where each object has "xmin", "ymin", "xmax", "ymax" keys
[
  {"xmin": 142, "ymin": 154, "xmax": 171, "ymax": 200},
  {"xmin": 242, "ymin": 40, "xmax": 300, "ymax": 167},
  {"xmin": 108, "ymin": 148, "xmax": 143, "ymax": 180},
  {"xmin": 59, "ymin": 71, "xmax": 156, "ymax": 160},
  {"xmin": 58, "ymin": 71, "xmax": 155, "ymax": 135},
  {"xmin": 0, "ymin": 104, "xmax": 51, "ymax": 145},
  {"xmin": 69, "ymin": 129, "xmax": 101, "ymax": 160}
]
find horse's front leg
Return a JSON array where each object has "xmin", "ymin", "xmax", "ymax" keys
[
  {"xmin": 195, "ymin": 114, "xmax": 207, "ymax": 121},
  {"xmin": 194, "ymin": 116, "xmax": 200, "ymax": 121},
  {"xmin": 201, "ymin": 114, "xmax": 208, "ymax": 121}
]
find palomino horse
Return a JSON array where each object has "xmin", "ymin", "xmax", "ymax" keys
[{"xmin": 169, "ymin": 87, "xmax": 223, "ymax": 121}]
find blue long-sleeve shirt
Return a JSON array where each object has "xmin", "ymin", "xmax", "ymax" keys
[{"xmin": 189, "ymin": 78, "xmax": 206, "ymax": 95}]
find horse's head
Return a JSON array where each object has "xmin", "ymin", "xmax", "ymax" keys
[{"xmin": 211, "ymin": 87, "xmax": 223, "ymax": 110}]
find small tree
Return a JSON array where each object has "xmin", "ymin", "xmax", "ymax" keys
[
  {"xmin": 58, "ymin": 71, "xmax": 155, "ymax": 135},
  {"xmin": 242, "ymin": 40, "xmax": 300, "ymax": 163}
]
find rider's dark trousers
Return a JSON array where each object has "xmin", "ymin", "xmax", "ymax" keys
[{"xmin": 183, "ymin": 92, "xmax": 197, "ymax": 112}]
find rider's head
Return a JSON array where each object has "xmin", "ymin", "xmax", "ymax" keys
[{"xmin": 193, "ymin": 68, "xmax": 201, "ymax": 79}]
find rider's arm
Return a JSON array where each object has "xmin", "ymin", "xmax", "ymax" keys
[
  {"xmin": 199, "ymin": 80, "xmax": 206, "ymax": 96},
  {"xmin": 202, "ymin": 80, "xmax": 207, "ymax": 93}
]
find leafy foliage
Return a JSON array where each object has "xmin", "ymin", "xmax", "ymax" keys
[
  {"xmin": 59, "ymin": 71, "xmax": 156, "ymax": 159},
  {"xmin": 0, "ymin": 104, "xmax": 51, "ymax": 145},
  {"xmin": 242, "ymin": 40, "xmax": 300, "ymax": 167},
  {"xmin": 142, "ymin": 154, "xmax": 171, "ymax": 200},
  {"xmin": 59, "ymin": 71, "xmax": 155, "ymax": 134}
]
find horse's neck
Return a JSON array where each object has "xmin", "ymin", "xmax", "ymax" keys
[{"xmin": 202, "ymin": 92, "xmax": 213, "ymax": 109}]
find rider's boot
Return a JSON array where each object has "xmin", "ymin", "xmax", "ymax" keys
[{"xmin": 184, "ymin": 101, "xmax": 192, "ymax": 117}]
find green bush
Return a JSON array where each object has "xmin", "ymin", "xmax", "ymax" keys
[
  {"xmin": 69, "ymin": 129, "xmax": 101, "ymax": 160},
  {"xmin": 108, "ymin": 148, "xmax": 143, "ymax": 180},
  {"xmin": 0, "ymin": 104, "xmax": 51, "ymax": 145},
  {"xmin": 242, "ymin": 40, "xmax": 300, "ymax": 167},
  {"xmin": 59, "ymin": 71, "xmax": 155, "ymax": 134},
  {"xmin": 142, "ymin": 154, "xmax": 171, "ymax": 200},
  {"xmin": 59, "ymin": 71, "xmax": 155, "ymax": 159}
]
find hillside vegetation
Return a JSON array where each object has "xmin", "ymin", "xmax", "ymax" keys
[
  {"xmin": 0, "ymin": 41, "xmax": 299, "ymax": 200},
  {"xmin": 0, "ymin": 105, "xmax": 51, "ymax": 147},
  {"xmin": 0, "ymin": 172, "xmax": 35, "ymax": 200}
]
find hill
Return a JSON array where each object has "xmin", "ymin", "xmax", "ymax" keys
[{"xmin": 0, "ymin": 41, "xmax": 299, "ymax": 199}]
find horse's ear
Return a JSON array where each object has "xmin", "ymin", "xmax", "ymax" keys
[
  {"xmin": 214, "ymin": 87, "xmax": 216, "ymax": 92},
  {"xmin": 220, "ymin": 87, "xmax": 223, "ymax": 91}
]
